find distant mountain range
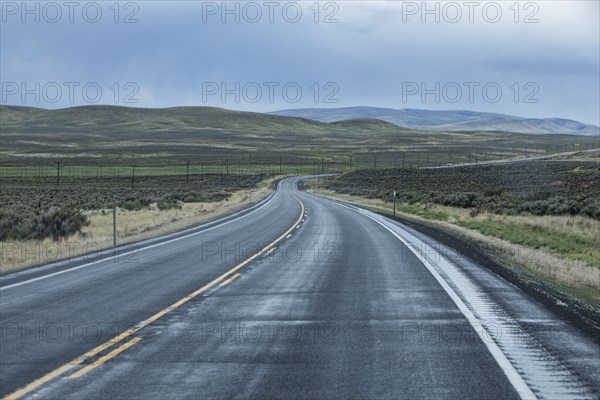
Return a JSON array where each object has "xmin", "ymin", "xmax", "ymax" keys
[
  {"xmin": 269, "ymin": 107, "xmax": 600, "ymax": 136},
  {"xmin": 3, "ymin": 105, "xmax": 598, "ymax": 167}
]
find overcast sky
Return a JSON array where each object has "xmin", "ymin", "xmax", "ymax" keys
[{"xmin": 1, "ymin": 1, "xmax": 599, "ymax": 124}]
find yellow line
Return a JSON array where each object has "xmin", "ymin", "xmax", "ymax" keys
[
  {"xmin": 70, "ymin": 337, "xmax": 142, "ymax": 379},
  {"xmin": 4, "ymin": 362, "xmax": 83, "ymax": 400},
  {"xmin": 218, "ymin": 273, "xmax": 240, "ymax": 288},
  {"xmin": 3, "ymin": 196, "xmax": 305, "ymax": 400}
]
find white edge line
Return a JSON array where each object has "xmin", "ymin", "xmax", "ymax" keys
[
  {"xmin": 328, "ymin": 199, "xmax": 537, "ymax": 400},
  {"xmin": 0, "ymin": 188, "xmax": 281, "ymax": 291}
]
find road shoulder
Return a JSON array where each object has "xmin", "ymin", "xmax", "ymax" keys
[{"xmin": 304, "ymin": 187, "xmax": 600, "ymax": 344}]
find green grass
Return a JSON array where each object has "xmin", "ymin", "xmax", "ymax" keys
[
  {"xmin": 388, "ymin": 200, "xmax": 599, "ymax": 268},
  {"xmin": 396, "ymin": 203, "xmax": 449, "ymax": 221},
  {"xmin": 456, "ymin": 219, "xmax": 600, "ymax": 267}
]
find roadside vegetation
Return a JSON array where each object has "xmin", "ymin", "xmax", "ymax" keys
[
  {"xmin": 0, "ymin": 174, "xmax": 274, "ymax": 273},
  {"xmin": 0, "ymin": 174, "xmax": 267, "ymax": 240},
  {"xmin": 317, "ymin": 161, "xmax": 600, "ymax": 219}
]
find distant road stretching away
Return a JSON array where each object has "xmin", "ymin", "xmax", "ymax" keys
[
  {"xmin": 1, "ymin": 178, "xmax": 598, "ymax": 399},
  {"xmin": 425, "ymin": 148, "xmax": 600, "ymax": 169}
]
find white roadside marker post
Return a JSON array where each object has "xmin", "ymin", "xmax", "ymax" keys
[{"xmin": 113, "ymin": 206, "xmax": 117, "ymax": 246}]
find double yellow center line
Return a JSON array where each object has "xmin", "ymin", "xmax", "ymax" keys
[
  {"xmin": 218, "ymin": 273, "xmax": 241, "ymax": 288},
  {"xmin": 4, "ymin": 196, "xmax": 305, "ymax": 400},
  {"xmin": 69, "ymin": 337, "xmax": 143, "ymax": 379}
]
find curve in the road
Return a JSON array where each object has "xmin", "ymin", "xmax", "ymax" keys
[{"xmin": 1, "ymin": 177, "xmax": 598, "ymax": 400}]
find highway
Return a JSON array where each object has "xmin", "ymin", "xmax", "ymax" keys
[
  {"xmin": 1, "ymin": 177, "xmax": 598, "ymax": 399},
  {"xmin": 424, "ymin": 148, "xmax": 600, "ymax": 169}
]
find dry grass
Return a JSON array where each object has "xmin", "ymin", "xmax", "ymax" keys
[{"xmin": 0, "ymin": 178, "xmax": 276, "ymax": 274}]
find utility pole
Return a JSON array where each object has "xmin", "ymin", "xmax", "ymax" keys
[
  {"xmin": 393, "ymin": 190, "xmax": 397, "ymax": 217},
  {"xmin": 54, "ymin": 161, "xmax": 62, "ymax": 187}
]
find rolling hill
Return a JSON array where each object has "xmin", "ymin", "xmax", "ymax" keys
[
  {"xmin": 269, "ymin": 107, "xmax": 600, "ymax": 136},
  {"xmin": 1, "ymin": 105, "xmax": 596, "ymax": 167}
]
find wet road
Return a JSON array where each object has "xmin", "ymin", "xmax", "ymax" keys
[{"xmin": 1, "ymin": 177, "xmax": 598, "ymax": 399}]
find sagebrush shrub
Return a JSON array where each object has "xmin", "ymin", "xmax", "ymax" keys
[{"xmin": 27, "ymin": 206, "xmax": 89, "ymax": 240}]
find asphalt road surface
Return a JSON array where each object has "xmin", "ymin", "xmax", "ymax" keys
[{"xmin": 1, "ymin": 177, "xmax": 599, "ymax": 399}]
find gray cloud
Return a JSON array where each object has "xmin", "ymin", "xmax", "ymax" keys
[{"xmin": 0, "ymin": 1, "xmax": 598, "ymax": 124}]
